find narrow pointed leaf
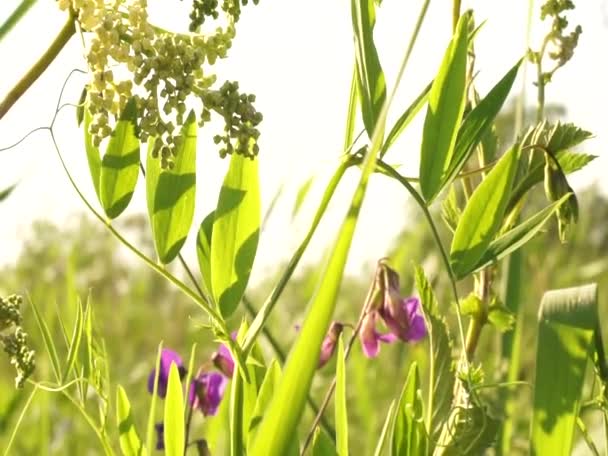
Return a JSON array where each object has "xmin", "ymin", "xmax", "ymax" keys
[
  {"xmin": 247, "ymin": 360, "xmax": 281, "ymax": 447},
  {"xmin": 0, "ymin": 183, "xmax": 17, "ymax": 202},
  {"xmin": 117, "ymin": 385, "xmax": 147, "ymax": 456},
  {"xmin": 99, "ymin": 97, "xmax": 140, "ymax": 218},
  {"xmin": 373, "ymin": 401, "xmax": 396, "ymax": 456},
  {"xmin": 163, "ymin": 363, "xmax": 185, "ymax": 456},
  {"xmin": 312, "ymin": 427, "xmax": 338, "ymax": 456},
  {"xmin": 146, "ymin": 111, "xmax": 197, "ymax": 263},
  {"xmin": 292, "ymin": 177, "xmax": 314, "ymax": 219},
  {"xmin": 351, "ymin": 0, "xmax": 386, "ymax": 137},
  {"xmin": 444, "ymin": 59, "xmax": 522, "ymax": 185},
  {"xmin": 450, "ymin": 144, "xmax": 520, "ymax": 279},
  {"xmin": 391, "ymin": 362, "xmax": 428, "ymax": 456},
  {"xmin": 83, "ymin": 100, "xmax": 102, "ymax": 201},
  {"xmin": 145, "ymin": 343, "xmax": 163, "ymax": 454},
  {"xmin": 196, "ymin": 211, "xmax": 215, "ymax": 296},
  {"xmin": 335, "ymin": 337, "xmax": 349, "ymax": 456},
  {"xmin": 472, "ymin": 194, "xmax": 570, "ymax": 272},
  {"xmin": 419, "ymin": 12, "xmax": 471, "ymax": 202},
  {"xmin": 61, "ymin": 298, "xmax": 84, "ymax": 383},
  {"xmin": 531, "ymin": 284, "xmax": 599, "ymax": 456},
  {"xmin": 211, "ymin": 154, "xmax": 260, "ymax": 317},
  {"xmin": 29, "ymin": 297, "xmax": 61, "ymax": 382}
]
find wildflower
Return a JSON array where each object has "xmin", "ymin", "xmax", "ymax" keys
[
  {"xmin": 189, "ymin": 371, "xmax": 228, "ymax": 416},
  {"xmin": 147, "ymin": 348, "xmax": 187, "ymax": 398},
  {"xmin": 380, "ymin": 297, "xmax": 427, "ymax": 343},
  {"xmin": 211, "ymin": 343, "xmax": 234, "ymax": 378},
  {"xmin": 359, "ymin": 311, "xmax": 397, "ymax": 358},
  {"xmin": 318, "ymin": 322, "xmax": 344, "ymax": 368}
]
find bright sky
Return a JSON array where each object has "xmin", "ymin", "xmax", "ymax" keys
[{"xmin": 0, "ymin": 1, "xmax": 607, "ymax": 282}]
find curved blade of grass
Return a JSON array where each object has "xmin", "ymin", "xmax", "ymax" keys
[
  {"xmin": 61, "ymin": 297, "xmax": 84, "ymax": 383},
  {"xmin": 351, "ymin": 0, "xmax": 386, "ymax": 137},
  {"xmin": 381, "ymin": 81, "xmax": 432, "ymax": 158},
  {"xmin": 29, "ymin": 296, "xmax": 61, "ymax": 383},
  {"xmin": 419, "ymin": 11, "xmax": 471, "ymax": 202},
  {"xmin": 116, "ymin": 385, "xmax": 147, "ymax": 456},
  {"xmin": 444, "ymin": 59, "xmax": 522, "ymax": 186},
  {"xmin": 335, "ymin": 337, "xmax": 349, "ymax": 456},
  {"xmin": 391, "ymin": 362, "xmax": 428, "ymax": 456},
  {"xmin": 450, "ymin": 144, "xmax": 520, "ymax": 279},
  {"xmin": 163, "ymin": 363, "xmax": 185, "ymax": 456},
  {"xmin": 99, "ymin": 97, "xmax": 140, "ymax": 219},
  {"xmin": 373, "ymin": 400, "xmax": 396, "ymax": 456},
  {"xmin": 531, "ymin": 284, "xmax": 599, "ymax": 456},
  {"xmin": 471, "ymin": 194, "xmax": 570, "ymax": 273},
  {"xmin": 211, "ymin": 153, "xmax": 260, "ymax": 317},
  {"xmin": 146, "ymin": 112, "xmax": 197, "ymax": 264}
]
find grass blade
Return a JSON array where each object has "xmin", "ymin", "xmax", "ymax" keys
[
  {"xmin": 29, "ymin": 296, "xmax": 61, "ymax": 383},
  {"xmin": 163, "ymin": 363, "xmax": 185, "ymax": 456},
  {"xmin": 335, "ymin": 337, "xmax": 349, "ymax": 456},
  {"xmin": 116, "ymin": 385, "xmax": 147, "ymax": 456}
]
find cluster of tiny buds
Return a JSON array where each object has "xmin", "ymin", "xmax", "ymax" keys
[
  {"xmin": 190, "ymin": 0, "xmax": 259, "ymax": 31},
  {"xmin": 540, "ymin": 0, "xmax": 582, "ymax": 68},
  {"xmin": 58, "ymin": 0, "xmax": 262, "ymax": 167},
  {"xmin": 0, "ymin": 295, "xmax": 35, "ymax": 389}
]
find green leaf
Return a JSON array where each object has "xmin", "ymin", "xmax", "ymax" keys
[
  {"xmin": 351, "ymin": 0, "xmax": 386, "ymax": 137},
  {"xmin": 381, "ymin": 81, "xmax": 432, "ymax": 157},
  {"xmin": 196, "ymin": 211, "xmax": 215, "ymax": 297},
  {"xmin": 508, "ymin": 150, "xmax": 595, "ymax": 214},
  {"xmin": 312, "ymin": 427, "xmax": 338, "ymax": 456},
  {"xmin": 99, "ymin": 97, "xmax": 140, "ymax": 219},
  {"xmin": 292, "ymin": 177, "xmax": 314, "ymax": 219},
  {"xmin": 211, "ymin": 154, "xmax": 260, "ymax": 317},
  {"xmin": 247, "ymin": 360, "xmax": 281, "ymax": 448},
  {"xmin": 373, "ymin": 401, "xmax": 396, "ymax": 456},
  {"xmin": 0, "ymin": 183, "xmax": 17, "ymax": 203},
  {"xmin": 441, "ymin": 401, "xmax": 500, "ymax": 455},
  {"xmin": 61, "ymin": 297, "xmax": 84, "ymax": 383},
  {"xmin": 531, "ymin": 284, "xmax": 599, "ymax": 456},
  {"xmin": 76, "ymin": 86, "xmax": 87, "ymax": 127},
  {"xmin": 335, "ymin": 337, "xmax": 348, "ymax": 456},
  {"xmin": 29, "ymin": 296, "xmax": 61, "ymax": 383},
  {"xmin": 391, "ymin": 362, "xmax": 428, "ymax": 456},
  {"xmin": 414, "ymin": 266, "xmax": 454, "ymax": 449},
  {"xmin": 146, "ymin": 111, "xmax": 197, "ymax": 263},
  {"xmin": 163, "ymin": 363, "xmax": 185, "ymax": 456},
  {"xmin": 487, "ymin": 303, "xmax": 515, "ymax": 332},
  {"xmin": 441, "ymin": 185, "xmax": 461, "ymax": 233},
  {"xmin": 116, "ymin": 385, "xmax": 147, "ymax": 456},
  {"xmin": 83, "ymin": 99, "xmax": 102, "ymax": 201},
  {"xmin": 444, "ymin": 59, "xmax": 522, "ymax": 185},
  {"xmin": 419, "ymin": 11, "xmax": 471, "ymax": 202},
  {"xmin": 146, "ymin": 343, "xmax": 163, "ymax": 454},
  {"xmin": 472, "ymin": 194, "xmax": 570, "ymax": 272},
  {"xmin": 450, "ymin": 144, "xmax": 520, "ymax": 279}
]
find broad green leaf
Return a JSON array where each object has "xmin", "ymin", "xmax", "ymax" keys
[
  {"xmin": 99, "ymin": 97, "xmax": 140, "ymax": 219},
  {"xmin": 312, "ymin": 427, "xmax": 338, "ymax": 456},
  {"xmin": 146, "ymin": 112, "xmax": 197, "ymax": 264},
  {"xmin": 391, "ymin": 362, "xmax": 428, "ymax": 456},
  {"xmin": 163, "ymin": 363, "xmax": 185, "ymax": 456},
  {"xmin": 292, "ymin": 177, "xmax": 314, "ymax": 219},
  {"xmin": 508, "ymin": 150, "xmax": 595, "ymax": 213},
  {"xmin": 450, "ymin": 144, "xmax": 520, "ymax": 279},
  {"xmin": 419, "ymin": 12, "xmax": 471, "ymax": 202},
  {"xmin": 373, "ymin": 401, "xmax": 396, "ymax": 456},
  {"xmin": 351, "ymin": 0, "xmax": 386, "ymax": 137},
  {"xmin": 211, "ymin": 153, "xmax": 260, "ymax": 317},
  {"xmin": 0, "ymin": 183, "xmax": 17, "ymax": 202},
  {"xmin": 414, "ymin": 266, "xmax": 454, "ymax": 449},
  {"xmin": 335, "ymin": 337, "xmax": 348, "ymax": 456},
  {"xmin": 531, "ymin": 283, "xmax": 599, "ymax": 456},
  {"xmin": 196, "ymin": 211, "xmax": 215, "ymax": 296},
  {"xmin": 116, "ymin": 385, "xmax": 147, "ymax": 456},
  {"xmin": 444, "ymin": 59, "xmax": 522, "ymax": 185},
  {"xmin": 83, "ymin": 100, "xmax": 102, "ymax": 201},
  {"xmin": 29, "ymin": 296, "xmax": 61, "ymax": 383},
  {"xmin": 61, "ymin": 297, "xmax": 84, "ymax": 383},
  {"xmin": 381, "ymin": 81, "xmax": 432, "ymax": 157},
  {"xmin": 471, "ymin": 194, "xmax": 570, "ymax": 272}
]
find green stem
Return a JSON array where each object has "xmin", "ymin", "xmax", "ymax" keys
[
  {"xmin": 0, "ymin": 13, "xmax": 75, "ymax": 121},
  {"xmin": 452, "ymin": 0, "xmax": 462, "ymax": 32},
  {"xmin": 0, "ymin": 0, "xmax": 38, "ymax": 42},
  {"xmin": 2, "ymin": 385, "xmax": 38, "ymax": 456}
]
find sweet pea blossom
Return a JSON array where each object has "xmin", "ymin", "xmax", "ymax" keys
[
  {"xmin": 189, "ymin": 371, "xmax": 228, "ymax": 416},
  {"xmin": 359, "ymin": 311, "xmax": 397, "ymax": 357},
  {"xmin": 147, "ymin": 348, "xmax": 187, "ymax": 398},
  {"xmin": 318, "ymin": 322, "xmax": 344, "ymax": 368},
  {"xmin": 211, "ymin": 343, "xmax": 235, "ymax": 378}
]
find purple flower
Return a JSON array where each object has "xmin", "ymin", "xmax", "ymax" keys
[
  {"xmin": 318, "ymin": 322, "xmax": 344, "ymax": 368},
  {"xmin": 147, "ymin": 349, "xmax": 187, "ymax": 398},
  {"xmin": 189, "ymin": 372, "xmax": 228, "ymax": 416},
  {"xmin": 380, "ymin": 296, "xmax": 427, "ymax": 343},
  {"xmin": 212, "ymin": 343, "xmax": 235, "ymax": 378},
  {"xmin": 359, "ymin": 311, "xmax": 397, "ymax": 358},
  {"xmin": 154, "ymin": 422, "xmax": 164, "ymax": 450}
]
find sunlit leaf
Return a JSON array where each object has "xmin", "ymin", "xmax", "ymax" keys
[
  {"xmin": 419, "ymin": 11, "xmax": 471, "ymax": 202},
  {"xmin": 351, "ymin": 0, "xmax": 386, "ymax": 137},
  {"xmin": 292, "ymin": 177, "xmax": 314, "ymax": 219},
  {"xmin": 196, "ymin": 210, "xmax": 215, "ymax": 296},
  {"xmin": 29, "ymin": 296, "xmax": 61, "ymax": 383},
  {"xmin": 211, "ymin": 154, "xmax": 260, "ymax": 317},
  {"xmin": 335, "ymin": 337, "xmax": 349, "ymax": 456},
  {"xmin": 99, "ymin": 97, "xmax": 140, "ymax": 219},
  {"xmin": 83, "ymin": 99, "xmax": 102, "ymax": 201},
  {"xmin": 163, "ymin": 363, "xmax": 185, "ymax": 456},
  {"xmin": 117, "ymin": 385, "xmax": 147, "ymax": 456},
  {"xmin": 450, "ymin": 144, "xmax": 519, "ymax": 279},
  {"xmin": 146, "ymin": 111, "xmax": 197, "ymax": 263},
  {"xmin": 531, "ymin": 284, "xmax": 599, "ymax": 455},
  {"xmin": 61, "ymin": 297, "xmax": 84, "ymax": 383}
]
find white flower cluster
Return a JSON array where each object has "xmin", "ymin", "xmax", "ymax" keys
[{"xmin": 57, "ymin": 0, "xmax": 262, "ymax": 167}]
